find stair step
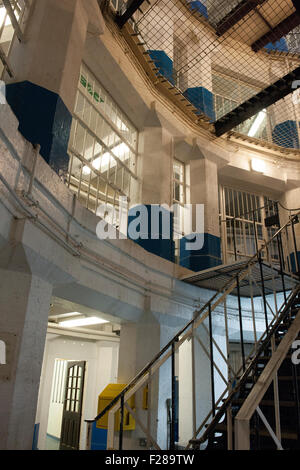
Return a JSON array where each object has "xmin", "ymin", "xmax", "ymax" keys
[
  {"xmin": 278, "ymin": 376, "xmax": 300, "ymax": 381},
  {"xmin": 257, "ymin": 355, "xmax": 292, "ymax": 363},
  {"xmin": 213, "ymin": 423, "xmax": 298, "ymax": 441},
  {"xmin": 231, "ymin": 398, "xmax": 296, "ymax": 408}
]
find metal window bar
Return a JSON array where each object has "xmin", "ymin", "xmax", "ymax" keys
[
  {"xmin": 0, "ymin": 0, "xmax": 32, "ymax": 78},
  {"xmin": 67, "ymin": 64, "xmax": 138, "ymax": 221}
]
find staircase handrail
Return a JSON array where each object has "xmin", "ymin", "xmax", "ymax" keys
[
  {"xmin": 86, "ymin": 210, "xmax": 300, "ymax": 428},
  {"xmin": 189, "ymin": 283, "xmax": 300, "ymax": 447}
]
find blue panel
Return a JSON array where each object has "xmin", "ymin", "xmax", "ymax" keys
[
  {"xmin": 6, "ymin": 81, "xmax": 72, "ymax": 174},
  {"xmin": 272, "ymin": 120, "xmax": 299, "ymax": 149},
  {"xmin": 288, "ymin": 252, "xmax": 300, "ymax": 274},
  {"xmin": 148, "ymin": 51, "xmax": 175, "ymax": 85},
  {"xmin": 180, "ymin": 233, "xmax": 222, "ymax": 272},
  {"xmin": 91, "ymin": 423, "xmax": 107, "ymax": 450},
  {"xmin": 183, "ymin": 87, "xmax": 216, "ymax": 122},
  {"xmin": 265, "ymin": 38, "xmax": 288, "ymax": 53},
  {"xmin": 32, "ymin": 423, "xmax": 40, "ymax": 450},
  {"xmin": 128, "ymin": 205, "xmax": 175, "ymax": 263},
  {"xmin": 189, "ymin": 1, "xmax": 208, "ymax": 18}
]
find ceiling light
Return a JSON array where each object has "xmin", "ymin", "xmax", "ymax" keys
[
  {"xmin": 248, "ymin": 109, "xmax": 266, "ymax": 138},
  {"xmin": 83, "ymin": 142, "xmax": 129, "ymax": 175},
  {"xmin": 0, "ymin": 7, "xmax": 12, "ymax": 26},
  {"xmin": 58, "ymin": 316, "xmax": 109, "ymax": 328},
  {"xmin": 251, "ymin": 158, "xmax": 266, "ymax": 173}
]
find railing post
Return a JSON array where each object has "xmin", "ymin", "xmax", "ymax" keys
[
  {"xmin": 232, "ymin": 218, "xmax": 237, "ymax": 261},
  {"xmin": 271, "ymin": 337, "xmax": 281, "ymax": 444},
  {"xmin": 236, "ymin": 276, "xmax": 246, "ymax": 372},
  {"xmin": 291, "ymin": 216, "xmax": 300, "ymax": 274},
  {"xmin": 292, "ymin": 362, "xmax": 300, "ymax": 445},
  {"xmin": 85, "ymin": 420, "xmax": 93, "ymax": 450},
  {"xmin": 258, "ymin": 254, "xmax": 269, "ymax": 332},
  {"xmin": 119, "ymin": 394, "xmax": 125, "ymax": 450},
  {"xmin": 254, "ymin": 409, "xmax": 260, "ymax": 449},
  {"xmin": 191, "ymin": 323, "xmax": 197, "ymax": 439},
  {"xmin": 277, "ymin": 233, "xmax": 287, "ymax": 303},
  {"xmin": 170, "ymin": 340, "xmax": 177, "ymax": 450},
  {"xmin": 208, "ymin": 304, "xmax": 216, "ymax": 416},
  {"xmin": 147, "ymin": 369, "xmax": 152, "ymax": 449},
  {"xmin": 235, "ymin": 418, "xmax": 250, "ymax": 450},
  {"xmin": 253, "ymin": 211, "xmax": 259, "ymax": 253},
  {"xmin": 27, "ymin": 144, "xmax": 40, "ymax": 196}
]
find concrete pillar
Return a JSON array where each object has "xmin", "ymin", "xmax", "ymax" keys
[
  {"xmin": 128, "ymin": 105, "xmax": 174, "ymax": 263},
  {"xmin": 180, "ymin": 146, "xmax": 221, "ymax": 272},
  {"xmin": 4, "ymin": 0, "xmax": 104, "ymax": 174},
  {"xmin": 280, "ymin": 188, "xmax": 300, "ymax": 273},
  {"xmin": 117, "ymin": 301, "xmax": 183, "ymax": 449},
  {"xmin": 0, "ymin": 242, "xmax": 53, "ymax": 450},
  {"xmin": 183, "ymin": 32, "xmax": 215, "ymax": 122}
]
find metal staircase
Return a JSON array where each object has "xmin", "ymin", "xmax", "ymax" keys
[
  {"xmin": 85, "ymin": 210, "xmax": 300, "ymax": 451},
  {"xmin": 190, "ymin": 287, "xmax": 300, "ymax": 450}
]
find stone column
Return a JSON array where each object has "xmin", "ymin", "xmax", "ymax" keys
[
  {"xmin": 180, "ymin": 145, "xmax": 221, "ymax": 272},
  {"xmin": 280, "ymin": 188, "xmax": 300, "ymax": 273},
  {"xmin": 0, "ymin": 242, "xmax": 53, "ymax": 450},
  {"xmin": 128, "ymin": 104, "xmax": 175, "ymax": 262},
  {"xmin": 4, "ymin": 0, "xmax": 104, "ymax": 173},
  {"xmin": 183, "ymin": 31, "xmax": 215, "ymax": 122},
  {"xmin": 117, "ymin": 298, "xmax": 185, "ymax": 449}
]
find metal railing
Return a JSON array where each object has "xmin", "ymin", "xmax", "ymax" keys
[
  {"xmin": 85, "ymin": 210, "xmax": 300, "ymax": 450},
  {"xmin": 234, "ymin": 308, "xmax": 300, "ymax": 450}
]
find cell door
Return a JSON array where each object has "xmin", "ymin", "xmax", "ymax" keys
[{"xmin": 60, "ymin": 361, "xmax": 86, "ymax": 450}]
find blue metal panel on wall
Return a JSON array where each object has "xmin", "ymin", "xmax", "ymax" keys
[
  {"xmin": 288, "ymin": 252, "xmax": 300, "ymax": 274},
  {"xmin": 183, "ymin": 87, "xmax": 216, "ymax": 122},
  {"xmin": 180, "ymin": 233, "xmax": 222, "ymax": 272},
  {"xmin": 189, "ymin": 1, "xmax": 208, "ymax": 18},
  {"xmin": 128, "ymin": 205, "xmax": 175, "ymax": 263},
  {"xmin": 148, "ymin": 51, "xmax": 175, "ymax": 85},
  {"xmin": 272, "ymin": 120, "xmax": 300, "ymax": 149},
  {"xmin": 265, "ymin": 38, "xmax": 289, "ymax": 53},
  {"xmin": 6, "ymin": 81, "xmax": 72, "ymax": 175},
  {"xmin": 32, "ymin": 423, "xmax": 40, "ymax": 450},
  {"xmin": 91, "ymin": 422, "xmax": 108, "ymax": 450}
]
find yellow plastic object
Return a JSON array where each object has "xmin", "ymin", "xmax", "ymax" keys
[{"xmin": 96, "ymin": 384, "xmax": 135, "ymax": 431}]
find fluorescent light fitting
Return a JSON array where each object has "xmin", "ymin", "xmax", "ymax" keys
[
  {"xmin": 83, "ymin": 142, "xmax": 129, "ymax": 175},
  {"xmin": 251, "ymin": 158, "xmax": 266, "ymax": 173},
  {"xmin": 0, "ymin": 7, "xmax": 12, "ymax": 26},
  {"xmin": 248, "ymin": 110, "xmax": 266, "ymax": 137},
  {"xmin": 58, "ymin": 316, "xmax": 109, "ymax": 328}
]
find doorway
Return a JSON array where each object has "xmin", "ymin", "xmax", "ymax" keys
[
  {"xmin": 60, "ymin": 361, "xmax": 86, "ymax": 450},
  {"xmin": 46, "ymin": 359, "xmax": 86, "ymax": 450}
]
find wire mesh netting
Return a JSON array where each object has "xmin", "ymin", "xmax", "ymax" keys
[{"xmin": 122, "ymin": 0, "xmax": 300, "ymax": 150}]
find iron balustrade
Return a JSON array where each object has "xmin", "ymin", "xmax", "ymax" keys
[{"xmin": 85, "ymin": 210, "xmax": 300, "ymax": 450}]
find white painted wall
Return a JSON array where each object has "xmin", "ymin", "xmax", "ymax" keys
[
  {"xmin": 47, "ymin": 403, "xmax": 64, "ymax": 439},
  {"xmin": 178, "ymin": 329, "xmax": 228, "ymax": 448},
  {"xmin": 36, "ymin": 333, "xmax": 119, "ymax": 450}
]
